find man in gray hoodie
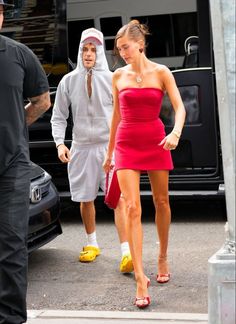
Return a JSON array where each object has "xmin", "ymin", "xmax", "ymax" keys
[{"xmin": 51, "ymin": 28, "xmax": 133, "ymax": 272}]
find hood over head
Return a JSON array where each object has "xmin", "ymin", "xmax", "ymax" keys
[
  {"xmin": 76, "ymin": 28, "xmax": 109, "ymax": 72},
  {"xmin": 52, "ymin": 28, "xmax": 113, "ymax": 148}
]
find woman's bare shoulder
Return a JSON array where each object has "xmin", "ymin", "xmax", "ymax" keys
[
  {"xmin": 113, "ymin": 66, "xmax": 130, "ymax": 81},
  {"xmin": 154, "ymin": 63, "xmax": 171, "ymax": 74},
  {"xmin": 113, "ymin": 67, "xmax": 123, "ymax": 77},
  {"xmin": 154, "ymin": 64, "xmax": 173, "ymax": 85},
  {"xmin": 114, "ymin": 66, "xmax": 129, "ymax": 75}
]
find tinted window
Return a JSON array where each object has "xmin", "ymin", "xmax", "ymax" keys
[
  {"xmin": 161, "ymin": 86, "xmax": 201, "ymax": 126},
  {"xmin": 132, "ymin": 12, "xmax": 198, "ymax": 68},
  {"xmin": 100, "ymin": 16, "xmax": 122, "ymax": 37},
  {"xmin": 68, "ymin": 19, "xmax": 95, "ymax": 64},
  {"xmin": 99, "ymin": 16, "xmax": 122, "ymax": 51},
  {"xmin": 104, "ymin": 38, "xmax": 116, "ymax": 51}
]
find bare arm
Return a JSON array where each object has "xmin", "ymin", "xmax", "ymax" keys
[
  {"xmin": 159, "ymin": 66, "xmax": 186, "ymax": 150},
  {"xmin": 25, "ymin": 90, "xmax": 51, "ymax": 126},
  {"xmin": 163, "ymin": 67, "xmax": 186, "ymax": 133}
]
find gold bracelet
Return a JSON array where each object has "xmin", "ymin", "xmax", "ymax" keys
[{"xmin": 172, "ymin": 130, "xmax": 181, "ymax": 139}]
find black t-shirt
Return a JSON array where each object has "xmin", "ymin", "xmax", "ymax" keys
[{"xmin": 0, "ymin": 35, "xmax": 49, "ymax": 175}]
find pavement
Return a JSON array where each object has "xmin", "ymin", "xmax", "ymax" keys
[
  {"xmin": 27, "ymin": 310, "xmax": 208, "ymax": 324},
  {"xmin": 26, "ymin": 200, "xmax": 225, "ymax": 323}
]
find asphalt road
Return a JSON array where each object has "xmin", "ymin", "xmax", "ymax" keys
[{"xmin": 27, "ymin": 199, "xmax": 226, "ymax": 314}]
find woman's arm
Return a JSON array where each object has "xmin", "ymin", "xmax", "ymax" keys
[{"xmin": 159, "ymin": 66, "xmax": 186, "ymax": 150}]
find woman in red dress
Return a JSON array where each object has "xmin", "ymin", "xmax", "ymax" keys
[{"xmin": 103, "ymin": 20, "xmax": 186, "ymax": 308}]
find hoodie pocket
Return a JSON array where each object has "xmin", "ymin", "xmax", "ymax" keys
[{"xmin": 91, "ymin": 117, "xmax": 109, "ymax": 143}]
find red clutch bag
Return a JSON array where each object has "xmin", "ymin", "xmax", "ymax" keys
[{"xmin": 104, "ymin": 169, "xmax": 121, "ymax": 209}]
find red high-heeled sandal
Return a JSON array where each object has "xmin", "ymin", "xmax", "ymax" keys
[
  {"xmin": 134, "ymin": 276, "xmax": 151, "ymax": 308},
  {"xmin": 157, "ymin": 256, "xmax": 170, "ymax": 283},
  {"xmin": 135, "ymin": 296, "xmax": 151, "ymax": 308},
  {"xmin": 156, "ymin": 273, "xmax": 170, "ymax": 284}
]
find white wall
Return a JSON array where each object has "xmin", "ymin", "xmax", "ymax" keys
[{"xmin": 67, "ymin": 0, "xmax": 196, "ymax": 21}]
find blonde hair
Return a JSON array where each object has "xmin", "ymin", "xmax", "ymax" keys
[{"xmin": 114, "ymin": 20, "xmax": 150, "ymax": 54}]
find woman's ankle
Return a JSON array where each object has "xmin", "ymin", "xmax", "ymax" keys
[{"xmin": 158, "ymin": 255, "xmax": 169, "ymax": 273}]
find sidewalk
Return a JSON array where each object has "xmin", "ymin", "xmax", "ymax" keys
[{"xmin": 27, "ymin": 310, "xmax": 208, "ymax": 324}]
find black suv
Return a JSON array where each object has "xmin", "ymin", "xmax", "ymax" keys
[
  {"xmin": 3, "ymin": 0, "xmax": 225, "ymax": 200},
  {"xmin": 28, "ymin": 162, "xmax": 62, "ymax": 253}
]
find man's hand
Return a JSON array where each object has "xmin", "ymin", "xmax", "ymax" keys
[{"xmin": 57, "ymin": 144, "xmax": 71, "ymax": 163}]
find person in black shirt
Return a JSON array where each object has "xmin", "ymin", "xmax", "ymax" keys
[{"xmin": 0, "ymin": 1, "xmax": 51, "ymax": 323}]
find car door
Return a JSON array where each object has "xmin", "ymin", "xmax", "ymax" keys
[{"xmin": 162, "ymin": 67, "xmax": 220, "ymax": 178}]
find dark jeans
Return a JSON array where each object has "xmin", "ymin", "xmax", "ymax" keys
[{"xmin": 0, "ymin": 164, "xmax": 30, "ymax": 324}]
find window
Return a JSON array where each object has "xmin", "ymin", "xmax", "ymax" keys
[
  {"xmin": 161, "ymin": 86, "xmax": 201, "ymax": 126},
  {"xmin": 132, "ymin": 12, "xmax": 198, "ymax": 68},
  {"xmin": 100, "ymin": 16, "xmax": 122, "ymax": 37},
  {"xmin": 99, "ymin": 16, "xmax": 122, "ymax": 51},
  {"xmin": 68, "ymin": 19, "xmax": 95, "ymax": 63}
]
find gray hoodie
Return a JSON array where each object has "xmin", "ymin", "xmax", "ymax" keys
[{"xmin": 51, "ymin": 29, "xmax": 113, "ymax": 147}]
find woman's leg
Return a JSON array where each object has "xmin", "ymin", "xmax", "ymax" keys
[
  {"xmin": 114, "ymin": 196, "xmax": 128, "ymax": 244},
  {"xmin": 117, "ymin": 170, "xmax": 149, "ymax": 300},
  {"xmin": 148, "ymin": 170, "xmax": 171, "ymax": 281},
  {"xmin": 114, "ymin": 197, "xmax": 133, "ymax": 273}
]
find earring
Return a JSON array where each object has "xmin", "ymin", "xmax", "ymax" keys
[{"xmin": 139, "ymin": 48, "xmax": 143, "ymax": 53}]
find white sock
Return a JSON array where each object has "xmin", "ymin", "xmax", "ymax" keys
[
  {"xmin": 86, "ymin": 231, "xmax": 99, "ymax": 248},
  {"xmin": 121, "ymin": 241, "xmax": 130, "ymax": 257}
]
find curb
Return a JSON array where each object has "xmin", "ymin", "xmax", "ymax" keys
[{"xmin": 28, "ymin": 310, "xmax": 208, "ymax": 322}]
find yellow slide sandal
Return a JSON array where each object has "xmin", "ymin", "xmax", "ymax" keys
[
  {"xmin": 78, "ymin": 246, "xmax": 101, "ymax": 262},
  {"xmin": 120, "ymin": 253, "xmax": 134, "ymax": 273}
]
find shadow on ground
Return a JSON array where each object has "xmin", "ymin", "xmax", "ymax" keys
[{"xmin": 59, "ymin": 197, "xmax": 226, "ymax": 224}]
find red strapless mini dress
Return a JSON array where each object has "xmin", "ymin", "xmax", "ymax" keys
[{"xmin": 115, "ymin": 88, "xmax": 173, "ymax": 171}]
